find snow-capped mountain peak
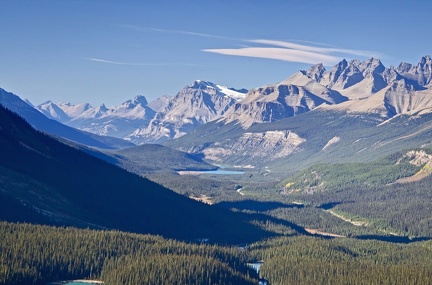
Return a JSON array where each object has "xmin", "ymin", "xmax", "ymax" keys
[
  {"xmin": 36, "ymin": 101, "xmax": 70, "ymax": 122},
  {"xmin": 57, "ymin": 102, "xmax": 93, "ymax": 118},
  {"xmin": 189, "ymin": 80, "xmax": 247, "ymax": 101},
  {"xmin": 120, "ymin": 95, "xmax": 148, "ymax": 109}
]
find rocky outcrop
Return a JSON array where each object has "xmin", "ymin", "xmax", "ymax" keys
[{"xmin": 202, "ymin": 130, "xmax": 305, "ymax": 163}]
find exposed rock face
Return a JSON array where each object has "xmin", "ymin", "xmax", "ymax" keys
[
  {"xmin": 222, "ymin": 72, "xmax": 347, "ymax": 128},
  {"xmin": 400, "ymin": 150, "xmax": 432, "ymax": 166},
  {"xmin": 202, "ymin": 130, "xmax": 305, "ymax": 163},
  {"xmin": 125, "ymin": 81, "xmax": 247, "ymax": 144},
  {"xmin": 320, "ymin": 59, "xmax": 365, "ymax": 90},
  {"xmin": 305, "ymin": 56, "xmax": 432, "ymax": 118}
]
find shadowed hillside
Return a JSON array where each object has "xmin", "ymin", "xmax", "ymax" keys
[{"xmin": 0, "ymin": 104, "xmax": 272, "ymax": 244}]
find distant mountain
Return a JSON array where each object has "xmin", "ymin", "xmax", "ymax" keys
[
  {"xmin": 166, "ymin": 56, "xmax": 432, "ymax": 173},
  {"xmin": 36, "ymin": 100, "xmax": 71, "ymax": 122},
  {"xmin": 221, "ymin": 56, "xmax": 432, "ymax": 128},
  {"xmin": 20, "ymin": 56, "xmax": 432, "ymax": 165},
  {"xmin": 0, "ymin": 104, "xmax": 271, "ymax": 243},
  {"xmin": 35, "ymin": 81, "xmax": 247, "ymax": 145},
  {"xmin": 320, "ymin": 56, "xmax": 432, "ymax": 119},
  {"xmin": 66, "ymin": 95, "xmax": 156, "ymax": 138},
  {"xmin": 0, "ymin": 88, "xmax": 133, "ymax": 149},
  {"xmin": 221, "ymin": 71, "xmax": 348, "ymax": 128},
  {"xmin": 128, "ymin": 80, "xmax": 247, "ymax": 144}
]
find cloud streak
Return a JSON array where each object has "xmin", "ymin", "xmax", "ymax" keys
[
  {"xmin": 120, "ymin": 25, "xmax": 383, "ymax": 66},
  {"xmin": 250, "ymin": 39, "xmax": 382, "ymax": 58},
  {"xmin": 84, "ymin": 58, "xmax": 200, "ymax": 67},
  {"xmin": 203, "ymin": 47, "xmax": 340, "ymax": 65},
  {"xmin": 119, "ymin": 24, "xmax": 238, "ymax": 41},
  {"xmin": 204, "ymin": 39, "xmax": 382, "ymax": 66}
]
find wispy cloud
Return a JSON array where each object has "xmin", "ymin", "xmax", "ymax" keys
[
  {"xmin": 204, "ymin": 39, "xmax": 382, "ymax": 66},
  {"xmin": 250, "ymin": 39, "xmax": 382, "ymax": 58},
  {"xmin": 118, "ymin": 24, "xmax": 238, "ymax": 41},
  {"xmin": 203, "ymin": 47, "xmax": 341, "ymax": 65},
  {"xmin": 84, "ymin": 58, "xmax": 200, "ymax": 67},
  {"xmin": 119, "ymin": 24, "xmax": 383, "ymax": 66}
]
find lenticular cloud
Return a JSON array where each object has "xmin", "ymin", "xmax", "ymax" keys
[{"xmin": 203, "ymin": 39, "xmax": 381, "ymax": 65}]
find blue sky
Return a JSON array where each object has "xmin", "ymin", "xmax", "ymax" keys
[{"xmin": 1, "ymin": 0, "xmax": 431, "ymax": 107}]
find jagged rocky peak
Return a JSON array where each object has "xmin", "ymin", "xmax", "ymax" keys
[
  {"xmin": 396, "ymin": 55, "xmax": 432, "ymax": 87},
  {"xmin": 305, "ymin": 63, "xmax": 326, "ymax": 82},
  {"xmin": 329, "ymin": 59, "xmax": 348, "ymax": 81},
  {"xmin": 91, "ymin": 104, "xmax": 108, "ymax": 115},
  {"xmin": 418, "ymin": 55, "xmax": 432, "ymax": 86},
  {"xmin": 321, "ymin": 59, "xmax": 364, "ymax": 89},
  {"xmin": 189, "ymin": 80, "xmax": 214, "ymax": 89},
  {"xmin": 133, "ymin": 95, "xmax": 148, "ymax": 106},
  {"xmin": 359, "ymin": 58, "xmax": 386, "ymax": 76},
  {"xmin": 187, "ymin": 80, "xmax": 247, "ymax": 99},
  {"xmin": 122, "ymin": 95, "xmax": 148, "ymax": 108}
]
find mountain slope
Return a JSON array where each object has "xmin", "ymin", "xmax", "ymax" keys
[
  {"xmin": 0, "ymin": 88, "xmax": 133, "ymax": 149},
  {"xmin": 112, "ymin": 144, "xmax": 217, "ymax": 174},
  {"xmin": 0, "ymin": 105, "xmax": 271, "ymax": 243}
]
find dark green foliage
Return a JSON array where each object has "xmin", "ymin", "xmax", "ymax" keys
[
  {"xmin": 0, "ymin": 222, "xmax": 256, "ymax": 285},
  {"xmin": 112, "ymin": 143, "xmax": 217, "ymax": 174},
  {"xmin": 0, "ymin": 104, "xmax": 272, "ymax": 244},
  {"xmin": 281, "ymin": 154, "xmax": 420, "ymax": 193},
  {"xmin": 3, "ymin": 222, "xmax": 432, "ymax": 285},
  {"xmin": 250, "ymin": 236, "xmax": 432, "ymax": 285},
  {"xmin": 146, "ymin": 172, "xmax": 241, "ymax": 203}
]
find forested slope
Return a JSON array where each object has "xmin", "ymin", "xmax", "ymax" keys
[
  {"xmin": 0, "ymin": 222, "xmax": 257, "ymax": 285},
  {"xmin": 0, "ymin": 104, "xmax": 271, "ymax": 243}
]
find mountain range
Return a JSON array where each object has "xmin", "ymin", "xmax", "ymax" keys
[
  {"xmin": 3, "ymin": 55, "xmax": 432, "ymax": 175},
  {"xmin": 165, "ymin": 55, "xmax": 432, "ymax": 173},
  {"xmin": 32, "ymin": 56, "xmax": 432, "ymax": 146},
  {"xmin": 0, "ymin": 88, "xmax": 134, "ymax": 150},
  {"xmin": 35, "ymin": 81, "xmax": 247, "ymax": 144}
]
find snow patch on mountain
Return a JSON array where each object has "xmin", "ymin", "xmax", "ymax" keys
[
  {"xmin": 322, "ymin": 136, "xmax": 341, "ymax": 150},
  {"xmin": 57, "ymin": 102, "xmax": 93, "ymax": 118},
  {"xmin": 36, "ymin": 101, "xmax": 71, "ymax": 122}
]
